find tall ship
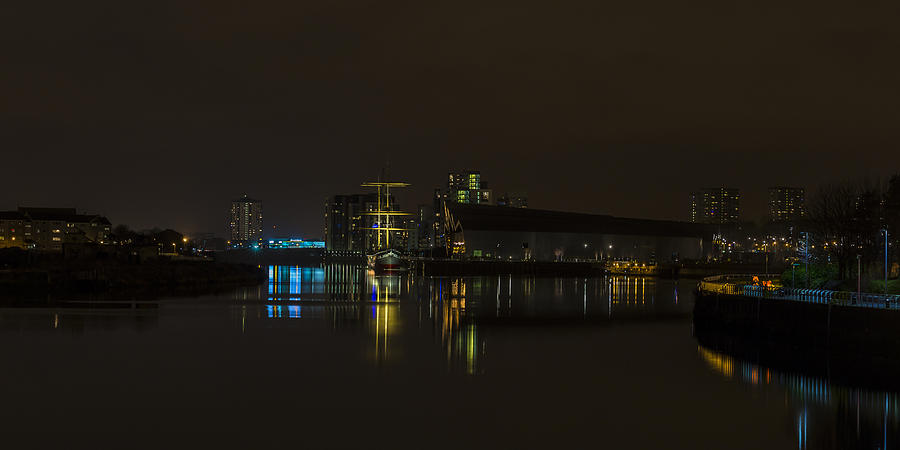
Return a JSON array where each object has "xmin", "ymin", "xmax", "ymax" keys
[{"xmin": 361, "ymin": 180, "xmax": 411, "ymax": 273}]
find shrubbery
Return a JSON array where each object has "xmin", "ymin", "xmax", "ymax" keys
[{"xmin": 781, "ymin": 263, "xmax": 839, "ymax": 289}]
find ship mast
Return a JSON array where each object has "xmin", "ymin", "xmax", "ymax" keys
[{"xmin": 361, "ymin": 181, "xmax": 411, "ymax": 252}]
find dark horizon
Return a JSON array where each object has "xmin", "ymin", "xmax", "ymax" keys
[{"xmin": 3, "ymin": 0, "xmax": 899, "ymax": 237}]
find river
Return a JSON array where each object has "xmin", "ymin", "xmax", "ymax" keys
[{"xmin": 0, "ymin": 265, "xmax": 894, "ymax": 449}]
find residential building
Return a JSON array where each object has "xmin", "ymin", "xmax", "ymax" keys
[
  {"xmin": 324, "ymin": 192, "xmax": 402, "ymax": 252},
  {"xmin": 690, "ymin": 187, "xmax": 740, "ymax": 224},
  {"xmin": 768, "ymin": 186, "xmax": 805, "ymax": 222},
  {"xmin": 689, "ymin": 192, "xmax": 701, "ymax": 223},
  {"xmin": 0, "ymin": 207, "xmax": 111, "ymax": 251},
  {"xmin": 229, "ymin": 194, "xmax": 263, "ymax": 245},
  {"xmin": 497, "ymin": 192, "xmax": 528, "ymax": 208},
  {"xmin": 447, "ymin": 170, "xmax": 492, "ymax": 205}
]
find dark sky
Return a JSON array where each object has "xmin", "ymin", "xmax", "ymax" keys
[{"xmin": 2, "ymin": 0, "xmax": 899, "ymax": 237}]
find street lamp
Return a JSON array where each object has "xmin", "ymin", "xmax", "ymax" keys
[
  {"xmin": 883, "ymin": 228, "xmax": 889, "ymax": 296},
  {"xmin": 857, "ymin": 254, "xmax": 862, "ymax": 304},
  {"xmin": 801, "ymin": 231, "xmax": 810, "ymax": 288},
  {"xmin": 791, "ymin": 262, "xmax": 799, "ymax": 290}
]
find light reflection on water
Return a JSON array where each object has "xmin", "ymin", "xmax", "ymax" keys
[
  {"xmin": 698, "ymin": 345, "xmax": 900, "ymax": 449},
  {"xmin": 4, "ymin": 265, "xmax": 887, "ymax": 448},
  {"xmin": 226, "ymin": 266, "xmax": 688, "ymax": 373}
]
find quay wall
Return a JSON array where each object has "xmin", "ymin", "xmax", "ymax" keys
[
  {"xmin": 0, "ymin": 261, "xmax": 266, "ymax": 297},
  {"xmin": 693, "ymin": 291, "xmax": 900, "ymax": 359}
]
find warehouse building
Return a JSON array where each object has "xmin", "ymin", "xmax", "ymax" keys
[{"xmin": 444, "ymin": 204, "xmax": 713, "ymax": 263}]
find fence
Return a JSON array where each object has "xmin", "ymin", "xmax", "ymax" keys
[
  {"xmin": 698, "ymin": 274, "xmax": 779, "ymax": 297},
  {"xmin": 700, "ymin": 275, "xmax": 900, "ymax": 310}
]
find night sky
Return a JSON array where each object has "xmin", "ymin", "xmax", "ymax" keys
[{"xmin": 2, "ymin": 0, "xmax": 899, "ymax": 238}]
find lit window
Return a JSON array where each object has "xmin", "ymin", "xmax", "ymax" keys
[{"xmin": 52, "ymin": 237, "xmax": 61, "ymax": 242}]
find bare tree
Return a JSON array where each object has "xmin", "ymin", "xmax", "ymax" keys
[{"xmin": 808, "ymin": 178, "xmax": 884, "ymax": 280}]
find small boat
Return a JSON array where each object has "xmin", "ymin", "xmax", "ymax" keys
[{"xmin": 369, "ymin": 249, "xmax": 408, "ymax": 273}]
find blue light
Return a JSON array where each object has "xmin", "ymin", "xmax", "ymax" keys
[{"xmin": 267, "ymin": 238, "xmax": 325, "ymax": 249}]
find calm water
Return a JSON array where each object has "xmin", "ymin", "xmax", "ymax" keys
[{"xmin": 0, "ymin": 265, "xmax": 896, "ymax": 449}]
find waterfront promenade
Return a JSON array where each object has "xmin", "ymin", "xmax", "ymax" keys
[
  {"xmin": 698, "ymin": 274, "xmax": 900, "ymax": 309},
  {"xmin": 694, "ymin": 274, "xmax": 900, "ymax": 361}
]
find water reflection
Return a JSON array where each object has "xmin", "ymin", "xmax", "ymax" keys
[
  {"xmin": 370, "ymin": 302, "xmax": 398, "ymax": 363},
  {"xmin": 0, "ymin": 305, "xmax": 159, "ymax": 334},
  {"xmin": 229, "ymin": 269, "xmax": 681, "ymax": 377},
  {"xmin": 425, "ymin": 277, "xmax": 484, "ymax": 375},
  {"xmin": 254, "ymin": 265, "xmax": 405, "ymax": 302},
  {"xmin": 4, "ymin": 267, "xmax": 899, "ymax": 447},
  {"xmin": 426, "ymin": 275, "xmax": 681, "ymax": 322},
  {"xmin": 698, "ymin": 344, "xmax": 900, "ymax": 449},
  {"xmin": 237, "ymin": 269, "xmax": 690, "ymax": 374}
]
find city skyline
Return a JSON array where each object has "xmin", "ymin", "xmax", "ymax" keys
[
  {"xmin": 2, "ymin": 1, "xmax": 899, "ymax": 236},
  {"xmin": 0, "ymin": 176, "xmax": 877, "ymax": 238},
  {"xmin": 2, "ymin": 2, "xmax": 899, "ymax": 448}
]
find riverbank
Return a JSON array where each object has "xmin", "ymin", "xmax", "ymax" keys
[
  {"xmin": 412, "ymin": 259, "xmax": 605, "ymax": 276},
  {"xmin": 0, "ymin": 260, "xmax": 266, "ymax": 298},
  {"xmin": 412, "ymin": 259, "xmax": 772, "ymax": 278},
  {"xmin": 693, "ymin": 284, "xmax": 900, "ymax": 361}
]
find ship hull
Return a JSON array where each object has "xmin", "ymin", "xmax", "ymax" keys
[{"xmin": 369, "ymin": 250, "xmax": 408, "ymax": 273}]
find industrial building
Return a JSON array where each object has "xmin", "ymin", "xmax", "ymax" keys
[{"xmin": 444, "ymin": 204, "xmax": 713, "ymax": 262}]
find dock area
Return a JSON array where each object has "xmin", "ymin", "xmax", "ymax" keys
[{"xmin": 694, "ymin": 274, "xmax": 900, "ymax": 359}]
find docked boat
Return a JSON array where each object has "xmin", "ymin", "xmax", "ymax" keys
[
  {"xmin": 369, "ymin": 248, "xmax": 408, "ymax": 273},
  {"xmin": 360, "ymin": 177, "xmax": 412, "ymax": 274}
]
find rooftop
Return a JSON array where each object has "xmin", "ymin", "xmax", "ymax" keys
[
  {"xmin": 0, "ymin": 208, "xmax": 111, "ymax": 225},
  {"xmin": 447, "ymin": 204, "xmax": 713, "ymax": 238}
]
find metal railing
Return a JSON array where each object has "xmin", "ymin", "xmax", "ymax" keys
[
  {"xmin": 698, "ymin": 274, "xmax": 779, "ymax": 297},
  {"xmin": 700, "ymin": 275, "xmax": 900, "ymax": 310}
]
